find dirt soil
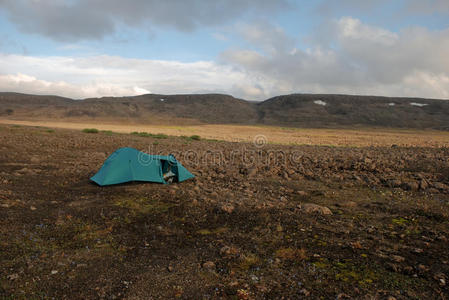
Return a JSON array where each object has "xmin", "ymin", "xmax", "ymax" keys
[{"xmin": 1, "ymin": 124, "xmax": 448, "ymax": 299}]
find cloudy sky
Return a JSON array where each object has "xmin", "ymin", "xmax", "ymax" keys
[{"xmin": 0, "ymin": 0, "xmax": 448, "ymax": 100}]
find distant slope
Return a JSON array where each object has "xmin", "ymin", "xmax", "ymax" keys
[
  {"xmin": 257, "ymin": 94, "xmax": 449, "ymax": 130},
  {"xmin": 82, "ymin": 94, "xmax": 259, "ymax": 124},
  {"xmin": 0, "ymin": 93, "xmax": 259, "ymax": 125},
  {"xmin": 0, "ymin": 92, "xmax": 448, "ymax": 129}
]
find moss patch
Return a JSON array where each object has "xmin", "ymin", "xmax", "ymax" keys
[
  {"xmin": 275, "ymin": 247, "xmax": 307, "ymax": 261},
  {"xmin": 115, "ymin": 197, "xmax": 173, "ymax": 216}
]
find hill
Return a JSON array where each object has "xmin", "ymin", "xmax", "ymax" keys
[
  {"xmin": 0, "ymin": 92, "xmax": 259, "ymax": 125},
  {"xmin": 258, "ymin": 94, "xmax": 449, "ymax": 130},
  {"xmin": 0, "ymin": 92, "xmax": 448, "ymax": 129}
]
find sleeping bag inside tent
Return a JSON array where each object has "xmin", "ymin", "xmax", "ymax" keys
[{"xmin": 90, "ymin": 147, "xmax": 194, "ymax": 186}]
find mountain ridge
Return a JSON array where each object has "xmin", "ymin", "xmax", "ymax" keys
[{"xmin": 1, "ymin": 92, "xmax": 448, "ymax": 129}]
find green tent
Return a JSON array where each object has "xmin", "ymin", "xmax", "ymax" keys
[{"xmin": 90, "ymin": 147, "xmax": 194, "ymax": 186}]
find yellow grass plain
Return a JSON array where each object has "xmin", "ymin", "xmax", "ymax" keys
[{"xmin": 1, "ymin": 119, "xmax": 448, "ymax": 147}]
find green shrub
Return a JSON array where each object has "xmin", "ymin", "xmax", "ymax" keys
[
  {"xmin": 152, "ymin": 133, "xmax": 168, "ymax": 139},
  {"xmin": 101, "ymin": 130, "xmax": 115, "ymax": 135},
  {"xmin": 130, "ymin": 131, "xmax": 148, "ymax": 137},
  {"xmin": 82, "ymin": 128, "xmax": 99, "ymax": 133},
  {"xmin": 130, "ymin": 131, "xmax": 168, "ymax": 139},
  {"xmin": 180, "ymin": 135, "xmax": 201, "ymax": 141}
]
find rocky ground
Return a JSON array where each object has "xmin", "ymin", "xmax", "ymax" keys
[{"xmin": 0, "ymin": 124, "xmax": 448, "ymax": 299}]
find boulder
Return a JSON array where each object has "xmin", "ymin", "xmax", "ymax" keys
[
  {"xmin": 433, "ymin": 182, "xmax": 448, "ymax": 191},
  {"xmin": 419, "ymin": 179, "xmax": 429, "ymax": 190},
  {"xmin": 300, "ymin": 203, "xmax": 332, "ymax": 215},
  {"xmin": 296, "ymin": 190, "xmax": 308, "ymax": 197},
  {"xmin": 338, "ymin": 201, "xmax": 357, "ymax": 208},
  {"xmin": 402, "ymin": 181, "xmax": 419, "ymax": 191},
  {"xmin": 202, "ymin": 261, "xmax": 216, "ymax": 271},
  {"xmin": 221, "ymin": 203, "xmax": 235, "ymax": 214}
]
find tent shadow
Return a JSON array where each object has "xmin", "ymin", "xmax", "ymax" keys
[{"xmin": 88, "ymin": 180, "xmax": 169, "ymax": 187}]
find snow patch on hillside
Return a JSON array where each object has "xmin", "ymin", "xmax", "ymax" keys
[
  {"xmin": 314, "ymin": 100, "xmax": 327, "ymax": 106},
  {"xmin": 410, "ymin": 102, "xmax": 428, "ymax": 107}
]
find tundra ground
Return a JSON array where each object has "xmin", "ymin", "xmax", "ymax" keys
[{"xmin": 0, "ymin": 124, "xmax": 448, "ymax": 299}]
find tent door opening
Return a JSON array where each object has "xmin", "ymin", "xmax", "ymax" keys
[{"xmin": 161, "ymin": 159, "xmax": 178, "ymax": 183}]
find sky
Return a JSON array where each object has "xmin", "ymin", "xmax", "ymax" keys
[{"xmin": 0, "ymin": 0, "xmax": 448, "ymax": 100}]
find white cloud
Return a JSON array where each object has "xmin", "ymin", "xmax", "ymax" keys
[
  {"xmin": 221, "ymin": 18, "xmax": 449, "ymax": 99},
  {"xmin": 0, "ymin": 53, "xmax": 265, "ymax": 99},
  {"xmin": 237, "ymin": 21, "xmax": 295, "ymax": 55},
  {"xmin": 334, "ymin": 18, "xmax": 449, "ymax": 83},
  {"xmin": 133, "ymin": 86, "xmax": 151, "ymax": 95},
  {"xmin": 0, "ymin": 72, "xmax": 137, "ymax": 99},
  {"xmin": 1, "ymin": 17, "xmax": 449, "ymax": 101},
  {"xmin": 337, "ymin": 17, "xmax": 398, "ymax": 45}
]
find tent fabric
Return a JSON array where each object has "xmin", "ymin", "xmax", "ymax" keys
[{"xmin": 90, "ymin": 147, "xmax": 194, "ymax": 186}]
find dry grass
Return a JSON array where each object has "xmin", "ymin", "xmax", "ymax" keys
[{"xmin": 0, "ymin": 118, "xmax": 448, "ymax": 147}]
